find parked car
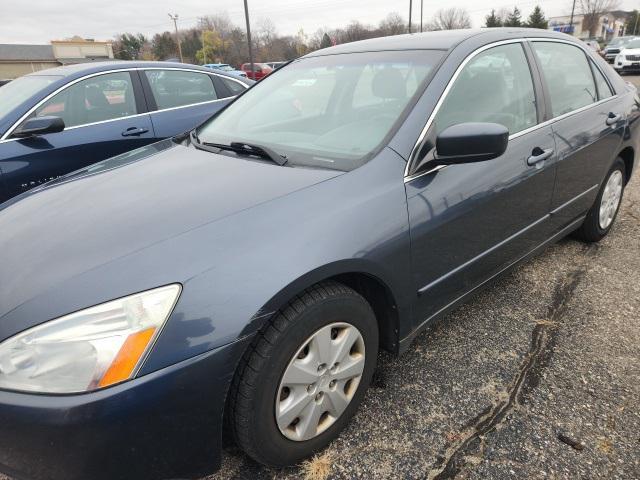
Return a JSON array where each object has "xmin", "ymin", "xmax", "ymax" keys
[
  {"xmin": 0, "ymin": 28, "xmax": 637, "ymax": 480},
  {"xmin": 266, "ymin": 61, "xmax": 287, "ymax": 69},
  {"xmin": 202, "ymin": 63, "xmax": 248, "ymax": 78},
  {"xmin": 241, "ymin": 62, "xmax": 273, "ymax": 80},
  {"xmin": 614, "ymin": 37, "xmax": 640, "ymax": 74},
  {"xmin": 0, "ymin": 79, "xmax": 10, "ymax": 87},
  {"xmin": 603, "ymin": 35, "xmax": 636, "ymax": 62},
  {"xmin": 0, "ymin": 61, "xmax": 252, "ymax": 203}
]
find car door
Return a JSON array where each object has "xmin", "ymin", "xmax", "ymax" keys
[
  {"xmin": 530, "ymin": 41, "xmax": 625, "ymax": 227},
  {"xmin": 0, "ymin": 70, "xmax": 154, "ymax": 201},
  {"xmin": 141, "ymin": 69, "xmax": 236, "ymax": 139},
  {"xmin": 405, "ymin": 41, "xmax": 558, "ymax": 325}
]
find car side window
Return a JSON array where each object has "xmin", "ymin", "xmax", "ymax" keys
[
  {"xmin": 32, "ymin": 72, "xmax": 138, "ymax": 129},
  {"xmin": 220, "ymin": 77, "xmax": 246, "ymax": 96},
  {"xmin": 433, "ymin": 43, "xmax": 537, "ymax": 136},
  {"xmin": 532, "ymin": 42, "xmax": 597, "ymax": 117},
  {"xmin": 591, "ymin": 61, "xmax": 614, "ymax": 100},
  {"xmin": 145, "ymin": 70, "xmax": 218, "ymax": 110}
]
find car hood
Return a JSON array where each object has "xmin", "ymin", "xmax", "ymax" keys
[
  {"xmin": 0, "ymin": 139, "xmax": 341, "ymax": 321},
  {"xmin": 620, "ymin": 47, "xmax": 640, "ymax": 55}
]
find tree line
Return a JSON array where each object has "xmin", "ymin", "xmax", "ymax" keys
[{"xmin": 112, "ymin": 6, "xmax": 551, "ymax": 66}]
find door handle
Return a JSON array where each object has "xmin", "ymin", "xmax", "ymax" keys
[
  {"xmin": 527, "ymin": 147, "xmax": 554, "ymax": 166},
  {"xmin": 121, "ymin": 127, "xmax": 149, "ymax": 137},
  {"xmin": 606, "ymin": 112, "xmax": 621, "ymax": 126}
]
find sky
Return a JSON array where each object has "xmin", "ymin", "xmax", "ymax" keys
[{"xmin": 1, "ymin": 0, "xmax": 639, "ymax": 44}]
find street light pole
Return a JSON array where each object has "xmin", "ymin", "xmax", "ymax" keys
[
  {"xmin": 243, "ymin": 0, "xmax": 255, "ymax": 79},
  {"xmin": 408, "ymin": 0, "xmax": 413, "ymax": 33},
  {"xmin": 168, "ymin": 13, "xmax": 183, "ymax": 62},
  {"xmin": 420, "ymin": 0, "xmax": 424, "ymax": 32},
  {"xmin": 569, "ymin": 0, "xmax": 576, "ymax": 36}
]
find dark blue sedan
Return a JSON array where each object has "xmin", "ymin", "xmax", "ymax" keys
[
  {"xmin": 0, "ymin": 29, "xmax": 637, "ymax": 480},
  {"xmin": 0, "ymin": 61, "xmax": 251, "ymax": 203}
]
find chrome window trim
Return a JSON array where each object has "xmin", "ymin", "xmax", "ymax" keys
[
  {"xmin": 0, "ymin": 67, "xmax": 246, "ymax": 142},
  {"xmin": 404, "ymin": 37, "xmax": 619, "ymax": 183}
]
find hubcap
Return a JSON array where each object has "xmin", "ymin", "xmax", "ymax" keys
[
  {"xmin": 599, "ymin": 170, "xmax": 623, "ymax": 230},
  {"xmin": 275, "ymin": 322, "xmax": 366, "ymax": 441}
]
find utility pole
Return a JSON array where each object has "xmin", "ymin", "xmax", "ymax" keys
[
  {"xmin": 634, "ymin": 11, "xmax": 640, "ymax": 35},
  {"xmin": 409, "ymin": 0, "xmax": 413, "ymax": 33},
  {"xmin": 420, "ymin": 0, "xmax": 424, "ymax": 32},
  {"xmin": 243, "ymin": 0, "xmax": 255, "ymax": 79},
  {"xmin": 168, "ymin": 13, "xmax": 184, "ymax": 62},
  {"xmin": 569, "ymin": 0, "xmax": 576, "ymax": 36},
  {"xmin": 201, "ymin": 31, "xmax": 207, "ymax": 65}
]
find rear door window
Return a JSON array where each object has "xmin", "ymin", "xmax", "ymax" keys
[
  {"xmin": 591, "ymin": 61, "xmax": 614, "ymax": 100},
  {"xmin": 144, "ymin": 70, "xmax": 218, "ymax": 110},
  {"xmin": 532, "ymin": 42, "xmax": 598, "ymax": 117}
]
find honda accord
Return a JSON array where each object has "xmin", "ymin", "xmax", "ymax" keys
[{"xmin": 0, "ymin": 28, "xmax": 637, "ymax": 480}]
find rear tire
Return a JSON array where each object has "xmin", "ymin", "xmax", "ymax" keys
[
  {"xmin": 573, "ymin": 157, "xmax": 626, "ymax": 243},
  {"xmin": 228, "ymin": 281, "xmax": 378, "ymax": 467}
]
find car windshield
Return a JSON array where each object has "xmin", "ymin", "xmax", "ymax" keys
[
  {"xmin": 0, "ymin": 75, "xmax": 61, "ymax": 117},
  {"xmin": 625, "ymin": 39, "xmax": 640, "ymax": 49},
  {"xmin": 197, "ymin": 50, "xmax": 442, "ymax": 171}
]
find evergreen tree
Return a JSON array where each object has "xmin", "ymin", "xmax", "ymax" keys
[
  {"xmin": 320, "ymin": 33, "xmax": 332, "ymax": 49},
  {"xmin": 485, "ymin": 9, "xmax": 503, "ymax": 27},
  {"xmin": 526, "ymin": 6, "xmax": 548, "ymax": 29},
  {"xmin": 503, "ymin": 7, "xmax": 523, "ymax": 27}
]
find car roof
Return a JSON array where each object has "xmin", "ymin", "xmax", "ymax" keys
[
  {"xmin": 24, "ymin": 60, "xmax": 245, "ymax": 81},
  {"xmin": 304, "ymin": 28, "xmax": 578, "ymax": 57}
]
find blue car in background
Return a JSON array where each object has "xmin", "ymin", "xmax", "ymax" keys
[
  {"xmin": 202, "ymin": 63, "xmax": 248, "ymax": 78},
  {"xmin": 0, "ymin": 61, "xmax": 252, "ymax": 203}
]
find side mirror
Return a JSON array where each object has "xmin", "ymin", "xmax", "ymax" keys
[
  {"xmin": 13, "ymin": 116, "xmax": 65, "ymax": 138},
  {"xmin": 435, "ymin": 122, "xmax": 509, "ymax": 165}
]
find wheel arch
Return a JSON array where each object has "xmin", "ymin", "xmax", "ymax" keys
[
  {"xmin": 244, "ymin": 260, "xmax": 404, "ymax": 354},
  {"xmin": 618, "ymin": 146, "xmax": 635, "ymax": 184}
]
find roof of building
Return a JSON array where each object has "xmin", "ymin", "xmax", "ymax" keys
[{"xmin": 0, "ymin": 44, "xmax": 55, "ymax": 61}]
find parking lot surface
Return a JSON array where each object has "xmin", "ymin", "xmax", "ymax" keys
[{"xmin": 2, "ymin": 77, "xmax": 639, "ymax": 480}]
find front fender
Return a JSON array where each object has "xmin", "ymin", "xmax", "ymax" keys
[{"xmin": 140, "ymin": 149, "xmax": 413, "ymax": 375}]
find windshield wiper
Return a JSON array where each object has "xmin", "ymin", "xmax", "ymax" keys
[{"xmin": 201, "ymin": 140, "xmax": 288, "ymax": 166}]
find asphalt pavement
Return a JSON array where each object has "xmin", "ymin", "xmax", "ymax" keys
[{"xmin": 2, "ymin": 77, "xmax": 639, "ymax": 480}]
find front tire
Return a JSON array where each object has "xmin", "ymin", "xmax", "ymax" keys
[
  {"xmin": 573, "ymin": 157, "xmax": 626, "ymax": 243},
  {"xmin": 228, "ymin": 281, "xmax": 378, "ymax": 467}
]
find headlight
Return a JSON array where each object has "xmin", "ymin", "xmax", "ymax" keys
[{"xmin": 0, "ymin": 284, "xmax": 181, "ymax": 394}]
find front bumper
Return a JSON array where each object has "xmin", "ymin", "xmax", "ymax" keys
[
  {"xmin": 614, "ymin": 57, "xmax": 640, "ymax": 72},
  {"xmin": 0, "ymin": 336, "xmax": 252, "ymax": 480}
]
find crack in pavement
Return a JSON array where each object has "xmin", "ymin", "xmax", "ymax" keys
[{"xmin": 426, "ymin": 246, "xmax": 596, "ymax": 480}]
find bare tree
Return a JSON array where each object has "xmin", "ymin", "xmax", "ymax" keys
[
  {"xmin": 578, "ymin": 0, "xmax": 621, "ymax": 37},
  {"xmin": 255, "ymin": 17, "xmax": 277, "ymax": 50},
  {"xmin": 337, "ymin": 20, "xmax": 375, "ymax": 43},
  {"xmin": 427, "ymin": 8, "xmax": 472, "ymax": 31},
  {"xmin": 379, "ymin": 12, "xmax": 407, "ymax": 36}
]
